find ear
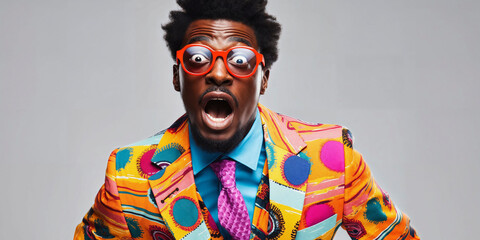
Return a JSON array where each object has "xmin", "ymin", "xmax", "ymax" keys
[
  {"xmin": 260, "ymin": 69, "xmax": 269, "ymax": 95},
  {"xmin": 173, "ymin": 64, "xmax": 180, "ymax": 92}
]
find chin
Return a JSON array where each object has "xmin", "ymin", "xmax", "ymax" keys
[{"xmin": 190, "ymin": 121, "xmax": 250, "ymax": 153}]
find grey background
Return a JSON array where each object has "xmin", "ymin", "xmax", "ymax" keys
[{"xmin": 1, "ymin": 0, "xmax": 478, "ymax": 239}]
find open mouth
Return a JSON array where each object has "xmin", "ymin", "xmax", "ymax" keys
[
  {"xmin": 201, "ymin": 92, "xmax": 235, "ymax": 130},
  {"xmin": 205, "ymin": 98, "xmax": 232, "ymax": 120}
]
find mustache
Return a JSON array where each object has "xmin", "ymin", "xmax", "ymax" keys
[{"xmin": 199, "ymin": 86, "xmax": 239, "ymax": 108}]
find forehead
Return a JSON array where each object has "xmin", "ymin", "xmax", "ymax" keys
[{"xmin": 182, "ymin": 19, "xmax": 258, "ymax": 49}]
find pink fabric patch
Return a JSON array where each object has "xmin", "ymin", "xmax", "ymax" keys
[
  {"xmin": 139, "ymin": 149, "xmax": 158, "ymax": 176},
  {"xmin": 104, "ymin": 176, "xmax": 119, "ymax": 196},
  {"xmin": 207, "ymin": 213, "xmax": 219, "ymax": 231},
  {"xmin": 305, "ymin": 204, "xmax": 335, "ymax": 227},
  {"xmin": 320, "ymin": 141, "xmax": 345, "ymax": 172}
]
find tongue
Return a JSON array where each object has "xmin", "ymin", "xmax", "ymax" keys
[{"xmin": 205, "ymin": 100, "xmax": 231, "ymax": 118}]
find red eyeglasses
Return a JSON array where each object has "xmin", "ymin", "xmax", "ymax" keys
[{"xmin": 176, "ymin": 44, "xmax": 265, "ymax": 78}]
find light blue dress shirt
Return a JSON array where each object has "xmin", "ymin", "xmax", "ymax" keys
[{"xmin": 189, "ymin": 110, "xmax": 266, "ymax": 238}]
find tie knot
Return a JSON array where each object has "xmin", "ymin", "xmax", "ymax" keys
[{"xmin": 210, "ymin": 159, "xmax": 236, "ymax": 188}]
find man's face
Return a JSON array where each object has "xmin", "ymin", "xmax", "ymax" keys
[{"xmin": 173, "ymin": 19, "xmax": 269, "ymax": 152}]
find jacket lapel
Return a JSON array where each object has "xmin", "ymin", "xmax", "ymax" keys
[
  {"xmin": 147, "ymin": 116, "xmax": 211, "ymax": 240},
  {"xmin": 258, "ymin": 104, "xmax": 311, "ymax": 239},
  {"xmin": 146, "ymin": 105, "xmax": 311, "ymax": 240}
]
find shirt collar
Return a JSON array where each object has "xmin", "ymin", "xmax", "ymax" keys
[{"xmin": 190, "ymin": 109, "xmax": 264, "ymax": 175}]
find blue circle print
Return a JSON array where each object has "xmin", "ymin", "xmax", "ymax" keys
[
  {"xmin": 172, "ymin": 198, "xmax": 199, "ymax": 227},
  {"xmin": 283, "ymin": 155, "xmax": 310, "ymax": 186},
  {"xmin": 116, "ymin": 148, "xmax": 133, "ymax": 171}
]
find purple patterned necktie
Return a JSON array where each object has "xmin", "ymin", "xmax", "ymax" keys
[{"xmin": 210, "ymin": 159, "xmax": 251, "ymax": 240}]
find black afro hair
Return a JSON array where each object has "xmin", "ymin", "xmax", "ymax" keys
[{"xmin": 162, "ymin": 0, "xmax": 281, "ymax": 69}]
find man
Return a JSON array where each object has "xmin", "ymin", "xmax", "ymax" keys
[{"xmin": 75, "ymin": 0, "xmax": 419, "ymax": 239}]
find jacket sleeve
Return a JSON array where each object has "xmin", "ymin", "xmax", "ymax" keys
[
  {"xmin": 341, "ymin": 128, "xmax": 420, "ymax": 239},
  {"xmin": 74, "ymin": 149, "xmax": 132, "ymax": 240}
]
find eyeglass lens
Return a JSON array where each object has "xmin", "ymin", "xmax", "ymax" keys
[{"xmin": 183, "ymin": 46, "xmax": 257, "ymax": 76}]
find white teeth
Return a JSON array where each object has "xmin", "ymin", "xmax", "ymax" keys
[{"xmin": 206, "ymin": 113, "xmax": 228, "ymax": 122}]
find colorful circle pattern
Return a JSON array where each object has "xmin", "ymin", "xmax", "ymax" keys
[
  {"xmin": 282, "ymin": 155, "xmax": 310, "ymax": 187},
  {"xmin": 320, "ymin": 141, "xmax": 345, "ymax": 172},
  {"xmin": 137, "ymin": 147, "xmax": 162, "ymax": 178},
  {"xmin": 304, "ymin": 203, "xmax": 335, "ymax": 227},
  {"xmin": 171, "ymin": 197, "xmax": 201, "ymax": 231},
  {"xmin": 149, "ymin": 225, "xmax": 174, "ymax": 240},
  {"xmin": 116, "ymin": 147, "xmax": 133, "ymax": 171},
  {"xmin": 343, "ymin": 218, "xmax": 366, "ymax": 239},
  {"xmin": 268, "ymin": 204, "xmax": 285, "ymax": 240},
  {"xmin": 151, "ymin": 143, "xmax": 185, "ymax": 170}
]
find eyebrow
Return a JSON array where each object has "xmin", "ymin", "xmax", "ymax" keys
[
  {"xmin": 185, "ymin": 36, "xmax": 253, "ymax": 47},
  {"xmin": 186, "ymin": 36, "xmax": 210, "ymax": 45},
  {"xmin": 228, "ymin": 37, "xmax": 252, "ymax": 47}
]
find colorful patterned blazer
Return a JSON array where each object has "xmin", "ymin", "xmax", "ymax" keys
[{"xmin": 75, "ymin": 104, "xmax": 419, "ymax": 240}]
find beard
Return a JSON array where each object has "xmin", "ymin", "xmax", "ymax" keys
[{"xmin": 189, "ymin": 117, "xmax": 255, "ymax": 153}]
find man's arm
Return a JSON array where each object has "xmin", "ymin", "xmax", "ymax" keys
[
  {"xmin": 342, "ymin": 129, "xmax": 419, "ymax": 239},
  {"xmin": 74, "ymin": 149, "xmax": 132, "ymax": 239}
]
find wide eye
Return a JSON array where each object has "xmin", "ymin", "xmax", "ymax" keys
[
  {"xmin": 189, "ymin": 54, "xmax": 209, "ymax": 64},
  {"xmin": 229, "ymin": 55, "xmax": 249, "ymax": 66}
]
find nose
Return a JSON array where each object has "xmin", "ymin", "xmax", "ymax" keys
[{"xmin": 205, "ymin": 57, "xmax": 233, "ymax": 86}]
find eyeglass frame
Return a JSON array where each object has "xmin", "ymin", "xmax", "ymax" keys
[{"xmin": 176, "ymin": 44, "xmax": 266, "ymax": 78}]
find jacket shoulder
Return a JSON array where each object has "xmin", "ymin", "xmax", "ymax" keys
[
  {"xmin": 122, "ymin": 130, "xmax": 166, "ymax": 148},
  {"xmin": 276, "ymin": 112, "xmax": 349, "ymax": 143},
  {"xmin": 111, "ymin": 130, "xmax": 167, "ymax": 179}
]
